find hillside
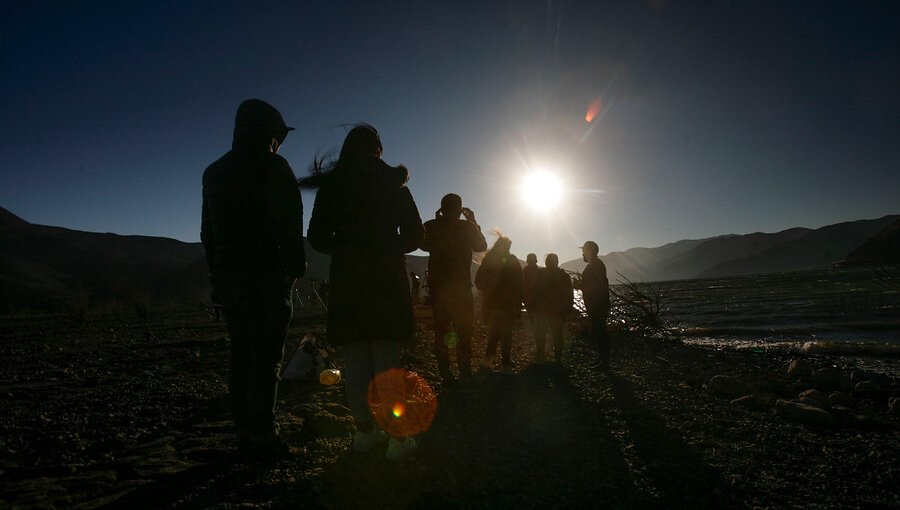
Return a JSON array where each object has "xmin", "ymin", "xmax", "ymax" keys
[
  {"xmin": 701, "ymin": 215, "xmax": 900, "ymax": 278},
  {"xmin": 0, "ymin": 207, "xmax": 208, "ymax": 311},
  {"xmin": 0, "ymin": 207, "xmax": 436, "ymax": 312},
  {"xmin": 4, "ymin": 206, "xmax": 898, "ymax": 310},
  {"xmin": 845, "ymin": 218, "xmax": 900, "ymax": 264},
  {"xmin": 562, "ymin": 215, "xmax": 900, "ymax": 283}
]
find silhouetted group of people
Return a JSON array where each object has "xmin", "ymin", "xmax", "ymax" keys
[{"xmin": 201, "ymin": 99, "xmax": 610, "ymax": 462}]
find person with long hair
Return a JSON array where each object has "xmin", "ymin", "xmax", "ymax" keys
[
  {"xmin": 300, "ymin": 124, "xmax": 423, "ymax": 460},
  {"xmin": 475, "ymin": 235, "xmax": 523, "ymax": 374}
]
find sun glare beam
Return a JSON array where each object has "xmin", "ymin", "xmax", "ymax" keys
[{"xmin": 520, "ymin": 171, "xmax": 564, "ymax": 212}]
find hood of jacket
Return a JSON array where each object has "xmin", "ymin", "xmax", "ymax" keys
[{"xmin": 231, "ymin": 99, "xmax": 293, "ymax": 151}]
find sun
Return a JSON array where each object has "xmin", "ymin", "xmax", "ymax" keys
[{"xmin": 520, "ymin": 171, "xmax": 564, "ymax": 212}]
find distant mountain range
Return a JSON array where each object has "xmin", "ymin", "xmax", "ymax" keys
[
  {"xmin": 560, "ymin": 214, "xmax": 900, "ymax": 282},
  {"xmin": 1, "ymin": 205, "xmax": 898, "ymax": 312}
]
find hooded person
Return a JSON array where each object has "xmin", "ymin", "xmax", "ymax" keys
[
  {"xmin": 301, "ymin": 123, "xmax": 424, "ymax": 461},
  {"xmin": 201, "ymin": 99, "xmax": 306, "ymax": 460}
]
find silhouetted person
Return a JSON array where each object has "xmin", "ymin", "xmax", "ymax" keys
[
  {"xmin": 574, "ymin": 241, "xmax": 610, "ymax": 369},
  {"xmin": 201, "ymin": 99, "xmax": 305, "ymax": 459},
  {"xmin": 421, "ymin": 193, "xmax": 487, "ymax": 385},
  {"xmin": 475, "ymin": 236, "xmax": 523, "ymax": 374},
  {"xmin": 409, "ymin": 271, "xmax": 421, "ymax": 304},
  {"xmin": 532, "ymin": 253, "xmax": 573, "ymax": 363},
  {"xmin": 522, "ymin": 253, "xmax": 540, "ymax": 342},
  {"xmin": 301, "ymin": 124, "xmax": 423, "ymax": 461}
]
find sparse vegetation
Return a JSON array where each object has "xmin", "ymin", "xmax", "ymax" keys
[{"xmin": 569, "ymin": 270, "xmax": 680, "ymax": 342}]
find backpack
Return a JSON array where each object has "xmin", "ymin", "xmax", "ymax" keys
[{"xmin": 282, "ymin": 333, "xmax": 331, "ymax": 380}]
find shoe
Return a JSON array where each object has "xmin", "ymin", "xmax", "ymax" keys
[
  {"xmin": 385, "ymin": 436, "xmax": 417, "ymax": 461},
  {"xmin": 479, "ymin": 355, "xmax": 494, "ymax": 371},
  {"xmin": 353, "ymin": 428, "xmax": 388, "ymax": 453}
]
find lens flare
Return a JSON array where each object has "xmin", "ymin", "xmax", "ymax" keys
[
  {"xmin": 585, "ymin": 98, "xmax": 602, "ymax": 122},
  {"xmin": 443, "ymin": 331, "xmax": 458, "ymax": 348},
  {"xmin": 367, "ymin": 368, "xmax": 438, "ymax": 437}
]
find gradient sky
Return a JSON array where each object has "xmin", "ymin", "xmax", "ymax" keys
[{"xmin": 2, "ymin": 1, "xmax": 898, "ymax": 260}]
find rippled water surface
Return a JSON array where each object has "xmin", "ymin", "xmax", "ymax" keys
[{"xmin": 609, "ymin": 265, "xmax": 900, "ymax": 348}]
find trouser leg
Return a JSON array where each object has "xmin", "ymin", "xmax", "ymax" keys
[
  {"xmin": 495, "ymin": 310, "xmax": 514, "ymax": 367},
  {"xmin": 243, "ymin": 300, "xmax": 290, "ymax": 437},
  {"xmin": 370, "ymin": 340, "xmax": 405, "ymax": 436},
  {"xmin": 226, "ymin": 315, "xmax": 252, "ymax": 434},
  {"xmin": 591, "ymin": 309, "xmax": 609, "ymax": 365},
  {"xmin": 343, "ymin": 340, "xmax": 376, "ymax": 428},
  {"xmin": 220, "ymin": 274, "xmax": 292, "ymax": 438},
  {"xmin": 549, "ymin": 315, "xmax": 565, "ymax": 362},
  {"xmin": 455, "ymin": 291, "xmax": 475, "ymax": 378},
  {"xmin": 485, "ymin": 309, "xmax": 502, "ymax": 360},
  {"xmin": 343, "ymin": 339, "xmax": 402, "ymax": 429},
  {"xmin": 533, "ymin": 313, "xmax": 548, "ymax": 361},
  {"xmin": 432, "ymin": 290, "xmax": 454, "ymax": 381},
  {"xmin": 457, "ymin": 336, "xmax": 472, "ymax": 378}
]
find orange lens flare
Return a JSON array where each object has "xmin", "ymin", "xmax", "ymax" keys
[
  {"xmin": 585, "ymin": 98, "xmax": 602, "ymax": 122},
  {"xmin": 366, "ymin": 368, "xmax": 438, "ymax": 437}
]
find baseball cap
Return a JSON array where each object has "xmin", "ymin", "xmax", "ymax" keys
[{"xmin": 579, "ymin": 241, "xmax": 599, "ymax": 252}]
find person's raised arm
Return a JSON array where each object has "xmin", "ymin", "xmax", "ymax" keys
[{"xmin": 464, "ymin": 209, "xmax": 488, "ymax": 252}]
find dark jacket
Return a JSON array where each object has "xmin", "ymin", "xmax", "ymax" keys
[
  {"xmin": 201, "ymin": 128, "xmax": 305, "ymax": 279},
  {"xmin": 421, "ymin": 217, "xmax": 487, "ymax": 290},
  {"xmin": 306, "ymin": 157, "xmax": 423, "ymax": 345},
  {"xmin": 534, "ymin": 267, "xmax": 574, "ymax": 316},
  {"xmin": 579, "ymin": 258, "xmax": 610, "ymax": 312},
  {"xmin": 475, "ymin": 253, "xmax": 523, "ymax": 314},
  {"xmin": 522, "ymin": 263, "xmax": 540, "ymax": 310}
]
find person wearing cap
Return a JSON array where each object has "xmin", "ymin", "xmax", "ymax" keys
[
  {"xmin": 301, "ymin": 124, "xmax": 424, "ymax": 461},
  {"xmin": 201, "ymin": 99, "xmax": 305, "ymax": 460},
  {"xmin": 573, "ymin": 241, "xmax": 611, "ymax": 369},
  {"xmin": 421, "ymin": 193, "xmax": 488, "ymax": 387}
]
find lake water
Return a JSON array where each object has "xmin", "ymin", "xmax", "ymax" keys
[{"xmin": 585, "ymin": 265, "xmax": 900, "ymax": 353}]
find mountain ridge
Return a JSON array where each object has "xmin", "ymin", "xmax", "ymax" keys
[{"xmin": 2, "ymin": 205, "xmax": 898, "ymax": 311}]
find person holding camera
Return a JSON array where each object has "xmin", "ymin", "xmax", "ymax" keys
[{"xmin": 421, "ymin": 193, "xmax": 487, "ymax": 387}]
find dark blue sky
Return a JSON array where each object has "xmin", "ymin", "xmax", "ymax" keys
[{"xmin": 2, "ymin": 1, "xmax": 898, "ymax": 259}]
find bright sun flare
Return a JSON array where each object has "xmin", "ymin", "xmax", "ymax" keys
[{"xmin": 520, "ymin": 171, "xmax": 564, "ymax": 212}]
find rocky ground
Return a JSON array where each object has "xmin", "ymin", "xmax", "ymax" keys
[{"xmin": 0, "ymin": 306, "xmax": 898, "ymax": 509}]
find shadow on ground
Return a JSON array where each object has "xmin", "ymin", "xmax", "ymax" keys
[{"xmin": 315, "ymin": 351, "xmax": 743, "ymax": 509}]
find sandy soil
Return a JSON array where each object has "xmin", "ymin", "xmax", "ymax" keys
[{"xmin": 1, "ymin": 307, "xmax": 898, "ymax": 509}]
